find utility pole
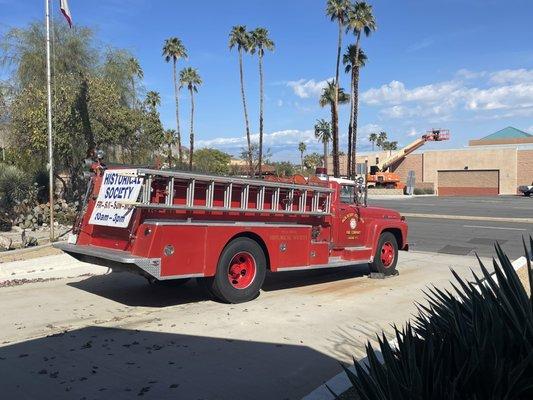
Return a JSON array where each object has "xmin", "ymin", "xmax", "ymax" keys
[{"xmin": 45, "ymin": 0, "xmax": 55, "ymax": 241}]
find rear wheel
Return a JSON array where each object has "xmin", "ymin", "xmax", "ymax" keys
[
  {"xmin": 203, "ymin": 237, "xmax": 267, "ymax": 303},
  {"xmin": 369, "ymin": 232, "xmax": 398, "ymax": 276}
]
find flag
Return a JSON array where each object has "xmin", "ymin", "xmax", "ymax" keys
[{"xmin": 60, "ymin": 0, "xmax": 73, "ymax": 28}]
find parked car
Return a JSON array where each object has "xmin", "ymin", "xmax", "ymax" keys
[{"xmin": 518, "ymin": 183, "xmax": 533, "ymax": 197}]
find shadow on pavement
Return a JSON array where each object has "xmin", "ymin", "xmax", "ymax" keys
[
  {"xmin": 263, "ymin": 264, "xmax": 370, "ymax": 291},
  {"xmin": 0, "ymin": 326, "xmax": 340, "ymax": 400},
  {"xmin": 68, "ymin": 264, "xmax": 371, "ymax": 307},
  {"xmin": 68, "ymin": 273, "xmax": 207, "ymax": 308}
]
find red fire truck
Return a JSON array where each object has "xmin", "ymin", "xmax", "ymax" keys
[{"xmin": 55, "ymin": 162, "xmax": 408, "ymax": 303}]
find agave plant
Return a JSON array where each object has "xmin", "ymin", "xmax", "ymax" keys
[
  {"xmin": 338, "ymin": 239, "xmax": 533, "ymax": 400},
  {"xmin": 0, "ymin": 163, "xmax": 32, "ymax": 212}
]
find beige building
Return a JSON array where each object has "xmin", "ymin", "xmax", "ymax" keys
[{"xmin": 333, "ymin": 127, "xmax": 533, "ymax": 196}]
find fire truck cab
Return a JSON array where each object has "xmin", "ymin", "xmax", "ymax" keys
[{"xmin": 55, "ymin": 163, "xmax": 408, "ymax": 303}]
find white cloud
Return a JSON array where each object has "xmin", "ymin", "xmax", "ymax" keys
[
  {"xmin": 407, "ymin": 128, "xmax": 418, "ymax": 137},
  {"xmin": 489, "ymin": 69, "xmax": 533, "ymax": 84},
  {"xmin": 527, "ymin": 126, "xmax": 533, "ymax": 134},
  {"xmin": 455, "ymin": 69, "xmax": 487, "ymax": 80},
  {"xmin": 362, "ymin": 68, "xmax": 533, "ymax": 120},
  {"xmin": 286, "ymin": 78, "xmax": 332, "ymax": 99},
  {"xmin": 362, "ymin": 80, "xmax": 462, "ymax": 106},
  {"xmin": 407, "ymin": 37, "xmax": 434, "ymax": 52},
  {"xmin": 277, "ymin": 99, "xmax": 283, "ymax": 107},
  {"xmin": 196, "ymin": 129, "xmax": 316, "ymax": 153}
]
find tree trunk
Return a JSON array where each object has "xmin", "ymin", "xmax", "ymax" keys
[
  {"xmin": 189, "ymin": 88, "xmax": 194, "ymax": 171},
  {"xmin": 331, "ymin": 104, "xmax": 339, "ymax": 177},
  {"xmin": 258, "ymin": 51, "xmax": 264, "ymax": 177},
  {"xmin": 238, "ymin": 48, "xmax": 253, "ymax": 176},
  {"xmin": 172, "ymin": 59, "xmax": 182, "ymax": 165},
  {"xmin": 351, "ymin": 33, "xmax": 362, "ymax": 179},
  {"xmin": 167, "ymin": 142, "xmax": 172, "ymax": 168},
  {"xmin": 351, "ymin": 65, "xmax": 360, "ymax": 178},
  {"xmin": 347, "ymin": 69, "xmax": 354, "ymax": 178},
  {"xmin": 323, "ymin": 140, "xmax": 328, "ymax": 169},
  {"xmin": 332, "ymin": 20, "xmax": 343, "ymax": 178},
  {"xmin": 301, "ymin": 152, "xmax": 304, "ymax": 173},
  {"xmin": 77, "ymin": 78, "xmax": 95, "ymax": 158}
]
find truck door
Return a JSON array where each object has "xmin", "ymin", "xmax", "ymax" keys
[{"xmin": 334, "ymin": 185, "xmax": 367, "ymax": 248}]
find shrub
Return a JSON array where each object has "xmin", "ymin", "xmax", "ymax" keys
[
  {"xmin": 0, "ymin": 163, "xmax": 33, "ymax": 213},
  {"xmin": 413, "ymin": 187, "xmax": 434, "ymax": 195},
  {"xmin": 340, "ymin": 239, "xmax": 533, "ymax": 399}
]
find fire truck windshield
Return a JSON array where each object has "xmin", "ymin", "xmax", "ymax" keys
[{"xmin": 340, "ymin": 185, "xmax": 356, "ymax": 204}]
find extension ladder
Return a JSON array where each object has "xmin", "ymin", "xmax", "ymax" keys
[{"xmin": 122, "ymin": 168, "xmax": 334, "ymax": 216}]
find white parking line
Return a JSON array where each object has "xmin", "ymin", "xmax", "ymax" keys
[{"xmin": 463, "ymin": 225, "xmax": 527, "ymax": 231}]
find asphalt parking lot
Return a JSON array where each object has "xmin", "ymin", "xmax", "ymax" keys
[{"xmin": 370, "ymin": 195, "xmax": 533, "ymax": 259}]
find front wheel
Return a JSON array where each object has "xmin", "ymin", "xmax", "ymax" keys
[
  {"xmin": 369, "ymin": 232, "xmax": 399, "ymax": 276},
  {"xmin": 202, "ymin": 237, "xmax": 267, "ymax": 303}
]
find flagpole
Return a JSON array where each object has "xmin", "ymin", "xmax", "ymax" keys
[{"xmin": 45, "ymin": 0, "xmax": 55, "ymax": 241}]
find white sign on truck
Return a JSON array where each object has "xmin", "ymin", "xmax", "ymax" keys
[{"xmin": 88, "ymin": 169, "xmax": 144, "ymax": 228}]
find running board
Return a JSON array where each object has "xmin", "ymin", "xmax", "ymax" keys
[{"xmin": 277, "ymin": 259, "xmax": 370, "ymax": 272}]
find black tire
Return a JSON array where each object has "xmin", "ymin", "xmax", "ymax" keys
[
  {"xmin": 525, "ymin": 192, "xmax": 531, "ymax": 197},
  {"xmin": 154, "ymin": 278, "xmax": 191, "ymax": 287},
  {"xmin": 203, "ymin": 237, "xmax": 267, "ymax": 304},
  {"xmin": 369, "ymin": 232, "xmax": 399, "ymax": 276}
]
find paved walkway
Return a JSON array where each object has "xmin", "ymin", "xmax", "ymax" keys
[{"xmin": 0, "ymin": 251, "xmax": 491, "ymax": 399}]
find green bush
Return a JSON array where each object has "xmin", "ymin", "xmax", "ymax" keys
[
  {"xmin": 340, "ymin": 239, "xmax": 533, "ymax": 399},
  {"xmin": 413, "ymin": 187, "xmax": 434, "ymax": 195},
  {"xmin": 0, "ymin": 163, "xmax": 33, "ymax": 212}
]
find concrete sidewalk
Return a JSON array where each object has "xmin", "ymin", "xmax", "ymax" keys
[
  {"xmin": 0, "ymin": 250, "xmax": 492, "ymax": 399},
  {"xmin": 0, "ymin": 251, "xmax": 109, "ymax": 285}
]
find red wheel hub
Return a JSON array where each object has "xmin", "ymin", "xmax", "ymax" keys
[
  {"xmin": 228, "ymin": 252, "xmax": 256, "ymax": 289},
  {"xmin": 381, "ymin": 242, "xmax": 395, "ymax": 268}
]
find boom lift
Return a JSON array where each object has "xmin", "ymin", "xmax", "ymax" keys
[{"xmin": 367, "ymin": 129, "xmax": 450, "ymax": 189}]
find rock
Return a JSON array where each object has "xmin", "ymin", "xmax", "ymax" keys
[
  {"xmin": 25, "ymin": 236, "xmax": 38, "ymax": 247},
  {"xmin": 0, "ymin": 236, "xmax": 12, "ymax": 251}
]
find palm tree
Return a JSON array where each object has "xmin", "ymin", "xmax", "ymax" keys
[
  {"xmin": 314, "ymin": 119, "xmax": 332, "ymax": 168},
  {"xmin": 179, "ymin": 67, "xmax": 202, "ymax": 171},
  {"xmin": 319, "ymin": 81, "xmax": 350, "ymax": 177},
  {"xmin": 163, "ymin": 37, "xmax": 188, "ymax": 165},
  {"xmin": 377, "ymin": 131, "xmax": 388, "ymax": 148},
  {"xmin": 250, "ymin": 27, "xmax": 275, "ymax": 177},
  {"xmin": 343, "ymin": 45, "xmax": 367, "ymax": 178},
  {"xmin": 144, "ymin": 91, "xmax": 161, "ymax": 113},
  {"xmin": 164, "ymin": 129, "xmax": 177, "ymax": 168},
  {"xmin": 127, "ymin": 57, "xmax": 143, "ymax": 109},
  {"xmin": 326, "ymin": 0, "xmax": 350, "ymax": 177},
  {"xmin": 229, "ymin": 26, "xmax": 253, "ymax": 176},
  {"xmin": 298, "ymin": 142, "xmax": 307, "ymax": 173},
  {"xmin": 368, "ymin": 132, "xmax": 378, "ymax": 151},
  {"xmin": 346, "ymin": 1, "xmax": 376, "ymax": 178},
  {"xmin": 382, "ymin": 140, "xmax": 398, "ymax": 156}
]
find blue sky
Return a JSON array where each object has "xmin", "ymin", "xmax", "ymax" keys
[{"xmin": 2, "ymin": 0, "xmax": 533, "ymax": 162}]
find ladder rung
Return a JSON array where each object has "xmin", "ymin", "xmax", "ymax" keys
[
  {"xmin": 165, "ymin": 177, "xmax": 174, "ymax": 206},
  {"xmin": 186, "ymin": 179, "xmax": 196, "ymax": 207},
  {"xmin": 240, "ymin": 185, "xmax": 250, "ymax": 210},
  {"xmin": 223, "ymin": 183, "xmax": 232, "ymax": 208},
  {"xmin": 206, "ymin": 181, "xmax": 215, "ymax": 208}
]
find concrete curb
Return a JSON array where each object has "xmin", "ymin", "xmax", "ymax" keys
[
  {"xmin": 0, "ymin": 253, "xmax": 109, "ymax": 284},
  {"xmin": 402, "ymin": 213, "xmax": 533, "ymax": 224}
]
